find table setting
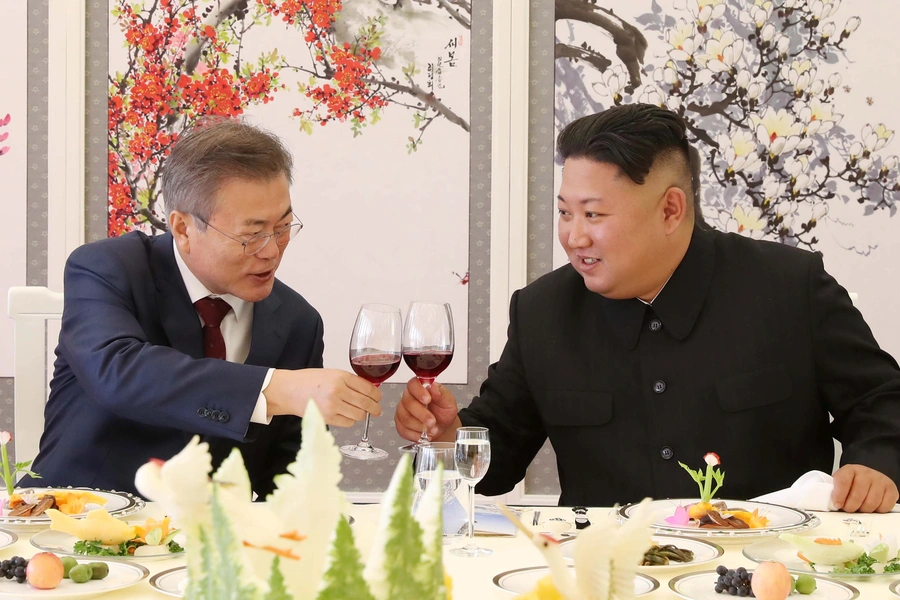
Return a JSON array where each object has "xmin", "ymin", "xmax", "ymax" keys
[
  {"xmin": 0, "ymin": 471, "xmax": 896, "ymax": 597},
  {"xmin": 0, "ymin": 307, "xmax": 897, "ymax": 599}
]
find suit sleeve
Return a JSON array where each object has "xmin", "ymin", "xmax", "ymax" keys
[
  {"xmin": 460, "ymin": 290, "xmax": 548, "ymax": 495},
  {"xmin": 58, "ymin": 243, "xmax": 268, "ymax": 441},
  {"xmin": 809, "ymin": 253, "xmax": 900, "ymax": 485}
]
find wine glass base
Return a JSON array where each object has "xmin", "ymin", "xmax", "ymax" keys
[
  {"xmin": 398, "ymin": 440, "xmax": 431, "ymax": 454},
  {"xmin": 340, "ymin": 444, "xmax": 389, "ymax": 461},
  {"xmin": 449, "ymin": 545, "xmax": 493, "ymax": 558}
]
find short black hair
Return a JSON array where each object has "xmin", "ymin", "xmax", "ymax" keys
[{"xmin": 558, "ymin": 103, "xmax": 705, "ymax": 224}]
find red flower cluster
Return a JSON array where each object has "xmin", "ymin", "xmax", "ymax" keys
[{"xmin": 108, "ymin": 0, "xmax": 283, "ymax": 236}]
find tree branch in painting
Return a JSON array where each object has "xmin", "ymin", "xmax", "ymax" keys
[
  {"xmin": 108, "ymin": 0, "xmax": 469, "ymax": 235},
  {"xmin": 556, "ymin": 0, "xmax": 898, "ymax": 252}
]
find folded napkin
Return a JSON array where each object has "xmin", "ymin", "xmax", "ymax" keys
[{"xmin": 752, "ymin": 470, "xmax": 838, "ymax": 511}]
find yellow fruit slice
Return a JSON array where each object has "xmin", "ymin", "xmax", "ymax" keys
[{"xmin": 47, "ymin": 508, "xmax": 136, "ymax": 545}]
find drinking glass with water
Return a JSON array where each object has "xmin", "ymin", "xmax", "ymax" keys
[
  {"xmin": 413, "ymin": 442, "xmax": 467, "ymax": 541},
  {"xmin": 451, "ymin": 427, "xmax": 492, "ymax": 558}
]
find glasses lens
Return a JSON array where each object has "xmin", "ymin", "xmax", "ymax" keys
[
  {"xmin": 277, "ymin": 223, "xmax": 301, "ymax": 245},
  {"xmin": 244, "ymin": 235, "xmax": 269, "ymax": 255}
]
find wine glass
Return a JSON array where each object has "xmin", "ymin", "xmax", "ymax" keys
[
  {"xmin": 400, "ymin": 302, "xmax": 454, "ymax": 452},
  {"xmin": 339, "ymin": 304, "xmax": 402, "ymax": 461},
  {"xmin": 413, "ymin": 442, "xmax": 465, "ymax": 541},
  {"xmin": 450, "ymin": 427, "xmax": 492, "ymax": 558}
]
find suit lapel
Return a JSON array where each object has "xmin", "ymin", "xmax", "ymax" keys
[
  {"xmin": 150, "ymin": 233, "xmax": 205, "ymax": 360},
  {"xmin": 245, "ymin": 285, "xmax": 287, "ymax": 368}
]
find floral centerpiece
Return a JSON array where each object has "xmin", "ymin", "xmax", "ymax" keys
[{"xmin": 134, "ymin": 403, "xmax": 449, "ymax": 599}]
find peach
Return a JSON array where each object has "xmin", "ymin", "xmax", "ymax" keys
[
  {"xmin": 751, "ymin": 561, "xmax": 793, "ymax": 600},
  {"xmin": 25, "ymin": 552, "xmax": 64, "ymax": 590}
]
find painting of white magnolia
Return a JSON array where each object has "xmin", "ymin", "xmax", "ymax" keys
[{"xmin": 554, "ymin": 0, "xmax": 897, "ymax": 253}]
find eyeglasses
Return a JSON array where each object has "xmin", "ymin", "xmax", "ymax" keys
[{"xmin": 195, "ymin": 213, "xmax": 303, "ymax": 256}]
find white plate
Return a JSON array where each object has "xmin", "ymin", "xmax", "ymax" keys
[
  {"xmin": 619, "ymin": 499, "xmax": 819, "ymax": 542},
  {"xmin": 149, "ymin": 566, "xmax": 187, "ymax": 598},
  {"xmin": 744, "ymin": 536, "xmax": 900, "ymax": 580},
  {"xmin": 1, "ymin": 488, "xmax": 145, "ymax": 527},
  {"xmin": 890, "ymin": 579, "xmax": 900, "ymax": 598},
  {"xmin": 492, "ymin": 565, "xmax": 658, "ymax": 596},
  {"xmin": 560, "ymin": 534, "xmax": 724, "ymax": 572},
  {"xmin": 0, "ymin": 529, "xmax": 17, "ymax": 552},
  {"xmin": 668, "ymin": 570, "xmax": 859, "ymax": 600},
  {"xmin": 30, "ymin": 529, "xmax": 184, "ymax": 561},
  {"xmin": 0, "ymin": 559, "xmax": 149, "ymax": 599}
]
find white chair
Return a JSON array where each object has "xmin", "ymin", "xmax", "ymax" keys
[{"xmin": 7, "ymin": 286, "xmax": 64, "ymax": 465}]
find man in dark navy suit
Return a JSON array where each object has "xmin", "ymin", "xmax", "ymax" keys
[
  {"xmin": 396, "ymin": 104, "xmax": 900, "ymax": 513},
  {"xmin": 23, "ymin": 119, "xmax": 382, "ymax": 497}
]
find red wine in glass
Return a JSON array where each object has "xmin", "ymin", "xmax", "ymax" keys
[
  {"xmin": 340, "ymin": 304, "xmax": 402, "ymax": 461},
  {"xmin": 401, "ymin": 302, "xmax": 454, "ymax": 452},
  {"xmin": 351, "ymin": 353, "xmax": 401, "ymax": 385},
  {"xmin": 402, "ymin": 350, "xmax": 454, "ymax": 383}
]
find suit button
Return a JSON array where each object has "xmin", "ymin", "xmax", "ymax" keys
[
  {"xmin": 649, "ymin": 319, "xmax": 662, "ymax": 332},
  {"xmin": 661, "ymin": 446, "xmax": 674, "ymax": 460},
  {"xmin": 209, "ymin": 410, "xmax": 220, "ymax": 421},
  {"xmin": 197, "ymin": 408, "xmax": 209, "ymax": 418},
  {"xmin": 217, "ymin": 412, "xmax": 230, "ymax": 423},
  {"xmin": 653, "ymin": 380, "xmax": 667, "ymax": 394}
]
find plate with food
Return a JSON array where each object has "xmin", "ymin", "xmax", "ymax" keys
[
  {"xmin": 560, "ymin": 534, "xmax": 724, "ymax": 572},
  {"xmin": 492, "ymin": 565, "xmax": 658, "ymax": 597},
  {"xmin": 0, "ymin": 488, "xmax": 144, "ymax": 526},
  {"xmin": 669, "ymin": 564, "xmax": 860, "ymax": 600},
  {"xmin": 619, "ymin": 453, "xmax": 818, "ymax": 541},
  {"xmin": 149, "ymin": 566, "xmax": 187, "ymax": 598},
  {"xmin": 0, "ymin": 552, "xmax": 149, "ymax": 599},
  {"xmin": 31, "ymin": 510, "xmax": 184, "ymax": 560},
  {"xmin": 743, "ymin": 533, "xmax": 900, "ymax": 580}
]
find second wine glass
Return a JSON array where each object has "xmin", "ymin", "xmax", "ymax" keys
[
  {"xmin": 339, "ymin": 303, "xmax": 402, "ymax": 461},
  {"xmin": 401, "ymin": 302, "xmax": 454, "ymax": 452}
]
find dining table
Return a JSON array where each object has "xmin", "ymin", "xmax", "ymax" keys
[{"xmin": 1, "ymin": 503, "xmax": 898, "ymax": 599}]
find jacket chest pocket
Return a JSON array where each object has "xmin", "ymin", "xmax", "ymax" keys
[
  {"xmin": 716, "ymin": 364, "xmax": 793, "ymax": 412},
  {"xmin": 540, "ymin": 390, "xmax": 614, "ymax": 427}
]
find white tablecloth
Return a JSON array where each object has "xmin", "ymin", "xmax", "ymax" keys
[{"xmin": 2, "ymin": 504, "xmax": 898, "ymax": 598}]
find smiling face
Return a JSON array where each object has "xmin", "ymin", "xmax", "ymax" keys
[
  {"xmin": 557, "ymin": 157, "xmax": 692, "ymax": 301},
  {"xmin": 171, "ymin": 173, "xmax": 294, "ymax": 303}
]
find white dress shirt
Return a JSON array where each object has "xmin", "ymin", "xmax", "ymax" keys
[{"xmin": 173, "ymin": 239, "xmax": 273, "ymax": 425}]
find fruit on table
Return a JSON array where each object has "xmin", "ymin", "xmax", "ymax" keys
[
  {"xmin": 714, "ymin": 564, "xmax": 753, "ymax": 596},
  {"xmin": 88, "ymin": 561, "xmax": 109, "ymax": 580},
  {"xmin": 750, "ymin": 562, "xmax": 792, "ymax": 600},
  {"xmin": 60, "ymin": 556, "xmax": 77, "ymax": 578},
  {"xmin": 794, "ymin": 574, "xmax": 817, "ymax": 595},
  {"xmin": 0, "ymin": 556, "xmax": 29, "ymax": 584},
  {"xmin": 25, "ymin": 552, "xmax": 64, "ymax": 589},
  {"xmin": 68, "ymin": 564, "xmax": 93, "ymax": 584}
]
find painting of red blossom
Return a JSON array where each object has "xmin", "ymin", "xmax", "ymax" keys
[{"xmin": 107, "ymin": 0, "xmax": 472, "ymax": 383}]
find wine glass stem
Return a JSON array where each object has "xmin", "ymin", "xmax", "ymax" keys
[
  {"xmin": 466, "ymin": 482, "xmax": 475, "ymax": 546},
  {"xmin": 419, "ymin": 378, "xmax": 434, "ymax": 443},
  {"xmin": 360, "ymin": 415, "xmax": 372, "ymax": 445},
  {"xmin": 360, "ymin": 382, "xmax": 381, "ymax": 447}
]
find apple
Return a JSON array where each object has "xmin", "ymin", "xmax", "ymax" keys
[
  {"xmin": 751, "ymin": 561, "xmax": 793, "ymax": 600},
  {"xmin": 25, "ymin": 552, "xmax": 64, "ymax": 590}
]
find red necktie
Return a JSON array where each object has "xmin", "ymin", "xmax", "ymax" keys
[{"xmin": 194, "ymin": 297, "xmax": 232, "ymax": 360}]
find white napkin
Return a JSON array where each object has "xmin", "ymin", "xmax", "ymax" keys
[{"xmin": 751, "ymin": 470, "xmax": 838, "ymax": 511}]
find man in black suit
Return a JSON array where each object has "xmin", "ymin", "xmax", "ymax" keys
[
  {"xmin": 396, "ymin": 104, "xmax": 900, "ymax": 512},
  {"xmin": 23, "ymin": 119, "xmax": 382, "ymax": 497}
]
